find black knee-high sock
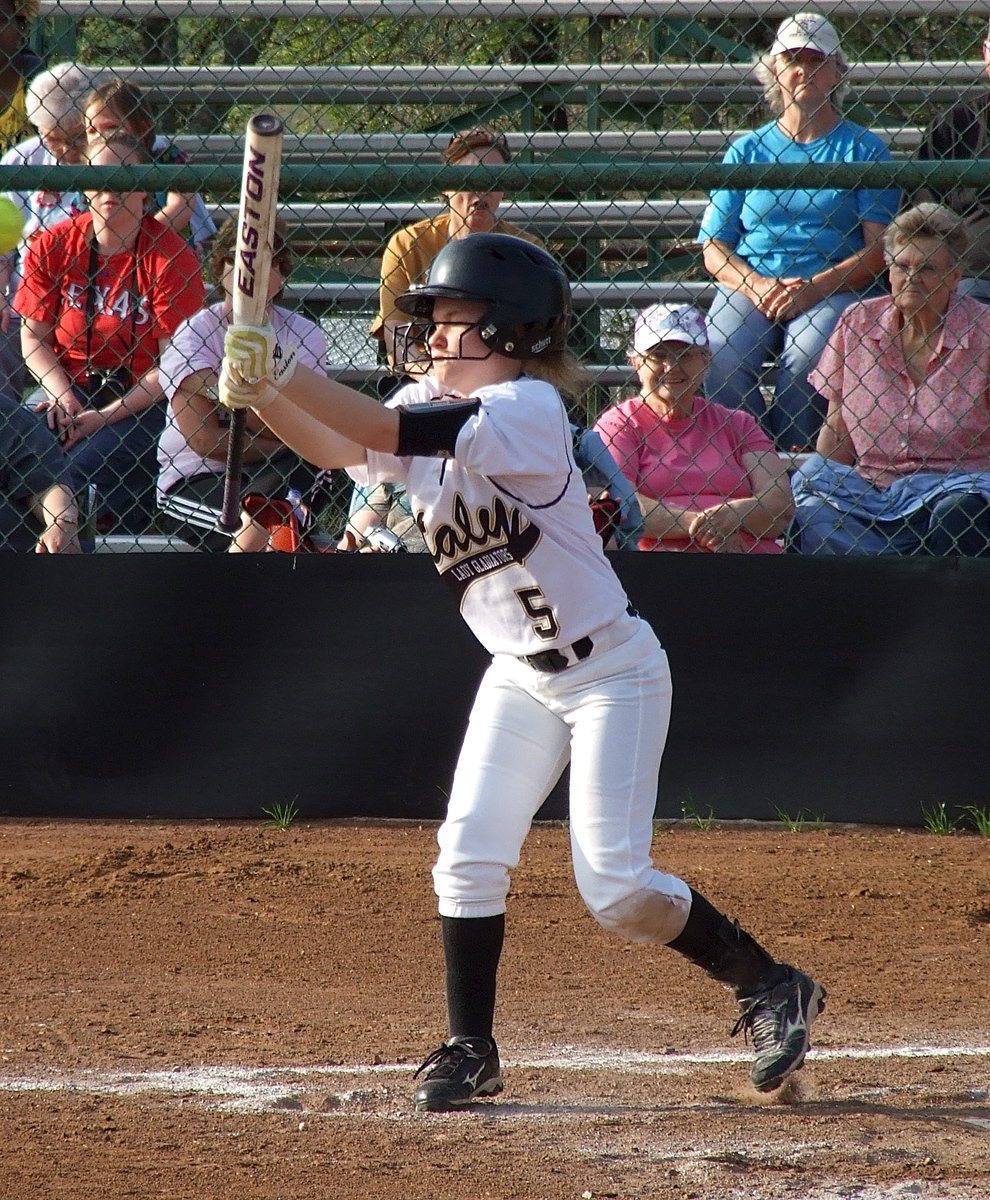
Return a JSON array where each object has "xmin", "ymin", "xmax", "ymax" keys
[
  {"xmin": 667, "ymin": 888, "xmax": 777, "ymax": 996},
  {"xmin": 441, "ymin": 914, "xmax": 505, "ymax": 1039}
]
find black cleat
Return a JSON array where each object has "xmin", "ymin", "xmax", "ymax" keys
[
  {"xmin": 413, "ymin": 1035, "xmax": 503, "ymax": 1112},
  {"xmin": 732, "ymin": 964, "xmax": 826, "ymax": 1092}
]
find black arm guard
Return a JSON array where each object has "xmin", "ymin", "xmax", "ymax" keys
[{"xmin": 395, "ymin": 399, "xmax": 481, "ymax": 457}]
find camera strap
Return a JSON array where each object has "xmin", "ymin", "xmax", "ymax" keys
[{"xmin": 83, "ymin": 226, "xmax": 142, "ymax": 384}]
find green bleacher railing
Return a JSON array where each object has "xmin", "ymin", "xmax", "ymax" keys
[{"xmin": 2, "ymin": 159, "xmax": 989, "ymax": 196}]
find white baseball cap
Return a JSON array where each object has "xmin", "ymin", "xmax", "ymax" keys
[
  {"xmin": 771, "ymin": 13, "xmax": 847, "ymax": 67},
  {"xmin": 632, "ymin": 304, "xmax": 708, "ymax": 354}
]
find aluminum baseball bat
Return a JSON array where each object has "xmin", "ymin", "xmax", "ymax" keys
[{"xmin": 217, "ymin": 111, "xmax": 285, "ymax": 535}]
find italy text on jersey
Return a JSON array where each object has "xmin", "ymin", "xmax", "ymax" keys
[{"xmin": 418, "ymin": 490, "xmax": 542, "ymax": 601}]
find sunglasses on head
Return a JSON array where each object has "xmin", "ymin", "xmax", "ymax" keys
[{"xmin": 445, "ymin": 129, "xmax": 510, "ymax": 162}]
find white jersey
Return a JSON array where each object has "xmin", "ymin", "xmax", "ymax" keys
[
  {"xmin": 349, "ymin": 374, "xmax": 631, "ymax": 656},
  {"xmin": 157, "ymin": 302, "xmax": 328, "ymax": 497}
]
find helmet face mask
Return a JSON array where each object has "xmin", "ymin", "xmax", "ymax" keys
[
  {"xmin": 393, "ymin": 319, "xmax": 434, "ymax": 370},
  {"xmin": 394, "ymin": 315, "xmax": 496, "ymax": 368},
  {"xmin": 395, "ymin": 234, "xmax": 571, "ymax": 366}
]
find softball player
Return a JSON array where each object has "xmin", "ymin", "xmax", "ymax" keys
[{"xmin": 218, "ymin": 233, "xmax": 825, "ymax": 1111}]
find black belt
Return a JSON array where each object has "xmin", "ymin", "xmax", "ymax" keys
[
  {"xmin": 520, "ymin": 604, "xmax": 638, "ymax": 674},
  {"xmin": 521, "ymin": 636, "xmax": 594, "ymax": 674}
]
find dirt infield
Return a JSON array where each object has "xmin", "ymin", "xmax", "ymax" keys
[{"xmin": 1, "ymin": 817, "xmax": 988, "ymax": 1200}]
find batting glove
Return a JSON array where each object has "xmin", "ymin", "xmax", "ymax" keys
[{"xmin": 219, "ymin": 323, "xmax": 299, "ymax": 412}]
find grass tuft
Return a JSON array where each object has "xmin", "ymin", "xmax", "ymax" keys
[
  {"xmin": 961, "ymin": 805, "xmax": 990, "ymax": 836},
  {"xmin": 261, "ymin": 797, "xmax": 300, "ymax": 830},
  {"xmin": 773, "ymin": 806, "xmax": 825, "ymax": 833},
  {"xmin": 921, "ymin": 801, "xmax": 959, "ymax": 835},
  {"xmin": 681, "ymin": 793, "xmax": 716, "ymax": 830}
]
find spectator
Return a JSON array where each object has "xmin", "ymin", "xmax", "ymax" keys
[
  {"xmin": 791, "ymin": 203, "xmax": 990, "ymax": 556},
  {"xmin": 0, "ymin": 0, "xmax": 43, "ymax": 151},
  {"xmin": 0, "ymin": 393, "xmax": 80, "ymax": 551},
  {"xmin": 698, "ymin": 13, "xmax": 900, "ymax": 452},
  {"xmin": 0, "ymin": 62, "xmax": 103, "ymax": 405},
  {"xmin": 594, "ymin": 303, "xmax": 793, "ymax": 552},
  {"xmin": 370, "ymin": 127, "xmax": 541, "ymax": 371},
  {"xmin": 84, "ymin": 76, "xmax": 216, "ymax": 252},
  {"xmin": 916, "ymin": 16, "xmax": 990, "ymax": 303},
  {"xmin": 15, "ymin": 135, "xmax": 205, "ymax": 533},
  {"xmin": 569, "ymin": 422, "xmax": 644, "ymax": 550},
  {"xmin": 156, "ymin": 216, "xmax": 329, "ymax": 552}
]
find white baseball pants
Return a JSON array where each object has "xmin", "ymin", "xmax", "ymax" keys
[{"xmin": 433, "ymin": 615, "xmax": 692, "ymax": 945}]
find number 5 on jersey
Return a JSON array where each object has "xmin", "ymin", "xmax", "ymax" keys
[{"xmin": 515, "ymin": 586, "xmax": 560, "ymax": 641}]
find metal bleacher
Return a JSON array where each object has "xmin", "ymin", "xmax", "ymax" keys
[
  {"xmin": 34, "ymin": 0, "xmax": 989, "ymax": 381},
  {"xmin": 55, "ymin": 58, "xmax": 989, "ymax": 110},
  {"xmin": 26, "ymin": 0, "xmax": 984, "ymax": 548},
  {"xmin": 174, "ymin": 126, "xmax": 927, "ymax": 165}
]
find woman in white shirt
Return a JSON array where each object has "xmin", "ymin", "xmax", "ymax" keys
[
  {"xmin": 0, "ymin": 61, "xmax": 102, "ymax": 404},
  {"xmin": 156, "ymin": 217, "xmax": 328, "ymax": 551}
]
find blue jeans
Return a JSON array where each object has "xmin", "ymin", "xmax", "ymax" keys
[
  {"xmin": 956, "ymin": 276, "xmax": 990, "ymax": 304},
  {"xmin": 705, "ymin": 285, "xmax": 861, "ymax": 451},
  {"xmin": 0, "ymin": 317, "xmax": 27, "ymax": 406},
  {"xmin": 64, "ymin": 404, "xmax": 165, "ymax": 533},
  {"xmin": 794, "ymin": 492, "xmax": 990, "ymax": 556}
]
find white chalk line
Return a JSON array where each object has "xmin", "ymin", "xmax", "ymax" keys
[
  {"xmin": 0, "ymin": 1042, "xmax": 988, "ymax": 1113},
  {"xmin": 3, "ymin": 1047, "xmax": 985, "ymax": 1200}
]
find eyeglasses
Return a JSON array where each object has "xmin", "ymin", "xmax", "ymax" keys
[
  {"xmin": 887, "ymin": 259, "xmax": 949, "ymax": 280},
  {"xmin": 777, "ymin": 49, "xmax": 833, "ymax": 67},
  {"xmin": 41, "ymin": 128, "xmax": 85, "ymax": 156}
]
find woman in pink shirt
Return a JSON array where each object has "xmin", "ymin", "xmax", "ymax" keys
[
  {"xmin": 792, "ymin": 202, "xmax": 990, "ymax": 555},
  {"xmin": 593, "ymin": 303, "xmax": 794, "ymax": 552}
]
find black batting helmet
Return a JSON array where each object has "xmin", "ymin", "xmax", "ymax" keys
[{"xmin": 395, "ymin": 233, "xmax": 571, "ymax": 359}]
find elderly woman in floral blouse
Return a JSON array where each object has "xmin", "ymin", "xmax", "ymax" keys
[{"xmin": 791, "ymin": 203, "xmax": 990, "ymax": 555}]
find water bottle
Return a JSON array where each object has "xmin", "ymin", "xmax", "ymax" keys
[
  {"xmin": 286, "ymin": 487, "xmax": 307, "ymax": 527},
  {"xmin": 362, "ymin": 524, "xmax": 406, "ymax": 552}
]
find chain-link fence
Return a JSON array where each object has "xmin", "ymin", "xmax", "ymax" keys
[{"xmin": 1, "ymin": 0, "xmax": 989, "ymax": 554}]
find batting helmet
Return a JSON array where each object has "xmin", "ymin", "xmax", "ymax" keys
[{"xmin": 395, "ymin": 233, "xmax": 571, "ymax": 359}]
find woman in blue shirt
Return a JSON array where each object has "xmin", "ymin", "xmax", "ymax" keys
[{"xmin": 698, "ymin": 13, "xmax": 900, "ymax": 451}]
